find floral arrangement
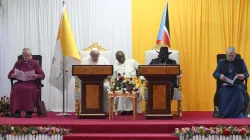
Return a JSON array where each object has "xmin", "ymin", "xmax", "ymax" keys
[
  {"xmin": 0, "ymin": 125, "xmax": 70, "ymax": 138},
  {"xmin": 175, "ymin": 125, "xmax": 250, "ymax": 139},
  {"xmin": 110, "ymin": 73, "xmax": 138, "ymax": 93},
  {"xmin": 0, "ymin": 96, "xmax": 10, "ymax": 117}
]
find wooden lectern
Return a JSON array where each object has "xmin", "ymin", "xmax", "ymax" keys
[
  {"xmin": 72, "ymin": 65, "xmax": 113, "ymax": 119},
  {"xmin": 139, "ymin": 65, "xmax": 180, "ymax": 119}
]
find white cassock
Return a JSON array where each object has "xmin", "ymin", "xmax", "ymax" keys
[
  {"xmin": 81, "ymin": 56, "xmax": 110, "ymax": 113},
  {"xmin": 114, "ymin": 59, "xmax": 143, "ymax": 113},
  {"xmin": 81, "ymin": 56, "xmax": 110, "ymax": 65}
]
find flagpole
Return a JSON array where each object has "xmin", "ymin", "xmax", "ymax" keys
[
  {"xmin": 63, "ymin": 0, "xmax": 71, "ymax": 117},
  {"xmin": 61, "ymin": 57, "xmax": 71, "ymax": 116},
  {"xmin": 62, "ymin": 0, "xmax": 71, "ymax": 116},
  {"xmin": 56, "ymin": 0, "xmax": 71, "ymax": 117},
  {"xmin": 63, "ymin": 64, "xmax": 71, "ymax": 116}
]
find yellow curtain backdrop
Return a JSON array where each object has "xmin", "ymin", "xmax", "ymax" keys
[{"xmin": 132, "ymin": 0, "xmax": 250, "ymax": 111}]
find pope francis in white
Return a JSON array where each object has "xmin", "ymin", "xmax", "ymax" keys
[
  {"xmin": 81, "ymin": 48, "xmax": 111, "ymax": 114},
  {"xmin": 81, "ymin": 53, "xmax": 110, "ymax": 65},
  {"xmin": 114, "ymin": 51, "xmax": 143, "ymax": 115}
]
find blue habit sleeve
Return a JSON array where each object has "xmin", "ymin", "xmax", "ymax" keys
[
  {"xmin": 213, "ymin": 60, "xmax": 223, "ymax": 80},
  {"xmin": 241, "ymin": 59, "xmax": 249, "ymax": 80}
]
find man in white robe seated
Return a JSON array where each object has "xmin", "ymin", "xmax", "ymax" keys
[
  {"xmin": 81, "ymin": 48, "xmax": 111, "ymax": 115},
  {"xmin": 81, "ymin": 48, "xmax": 110, "ymax": 65},
  {"xmin": 114, "ymin": 51, "xmax": 144, "ymax": 115}
]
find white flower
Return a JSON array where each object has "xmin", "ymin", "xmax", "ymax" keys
[
  {"xmin": 116, "ymin": 87, "xmax": 120, "ymax": 90},
  {"xmin": 123, "ymin": 80, "xmax": 127, "ymax": 83},
  {"xmin": 11, "ymin": 127, "xmax": 14, "ymax": 130},
  {"xmin": 112, "ymin": 83, "xmax": 115, "ymax": 86}
]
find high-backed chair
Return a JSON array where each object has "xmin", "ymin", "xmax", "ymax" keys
[
  {"xmin": 215, "ymin": 54, "xmax": 243, "ymax": 99},
  {"xmin": 10, "ymin": 55, "xmax": 44, "ymax": 116},
  {"xmin": 75, "ymin": 42, "xmax": 113, "ymax": 116},
  {"xmin": 215, "ymin": 54, "xmax": 249, "ymax": 117},
  {"xmin": 216, "ymin": 54, "xmax": 245, "ymax": 89},
  {"xmin": 79, "ymin": 42, "xmax": 114, "ymax": 64},
  {"xmin": 144, "ymin": 42, "xmax": 182, "ymax": 116}
]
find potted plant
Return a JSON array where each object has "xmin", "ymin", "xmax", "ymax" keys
[{"xmin": 0, "ymin": 96, "xmax": 10, "ymax": 117}]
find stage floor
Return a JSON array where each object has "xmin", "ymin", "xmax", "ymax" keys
[{"xmin": 0, "ymin": 111, "xmax": 249, "ymax": 134}]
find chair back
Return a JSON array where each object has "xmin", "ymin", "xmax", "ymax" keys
[
  {"xmin": 15, "ymin": 55, "xmax": 43, "ymax": 115},
  {"xmin": 18, "ymin": 55, "xmax": 42, "ymax": 66},
  {"xmin": 145, "ymin": 42, "xmax": 180, "ymax": 64},
  {"xmin": 79, "ymin": 42, "xmax": 113, "ymax": 64},
  {"xmin": 216, "ymin": 54, "xmax": 247, "ymax": 89},
  {"xmin": 145, "ymin": 49, "xmax": 180, "ymax": 64},
  {"xmin": 16, "ymin": 54, "xmax": 43, "ymax": 87},
  {"xmin": 216, "ymin": 54, "xmax": 241, "ymax": 63}
]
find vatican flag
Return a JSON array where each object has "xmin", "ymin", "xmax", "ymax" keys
[{"xmin": 49, "ymin": 6, "xmax": 81, "ymax": 92}]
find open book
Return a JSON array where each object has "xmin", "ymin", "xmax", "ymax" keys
[
  {"xmin": 224, "ymin": 75, "xmax": 238, "ymax": 85},
  {"xmin": 14, "ymin": 68, "xmax": 35, "ymax": 81}
]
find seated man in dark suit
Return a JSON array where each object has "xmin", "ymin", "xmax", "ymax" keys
[
  {"xmin": 149, "ymin": 47, "xmax": 178, "ymax": 99},
  {"xmin": 149, "ymin": 47, "xmax": 176, "ymax": 65}
]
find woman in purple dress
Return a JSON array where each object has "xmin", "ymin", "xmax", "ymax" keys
[{"xmin": 8, "ymin": 48, "xmax": 45, "ymax": 118}]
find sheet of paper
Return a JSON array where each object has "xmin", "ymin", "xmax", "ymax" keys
[
  {"xmin": 14, "ymin": 68, "xmax": 25, "ymax": 81},
  {"xmin": 14, "ymin": 69, "xmax": 35, "ymax": 81},
  {"xmin": 25, "ymin": 70, "xmax": 35, "ymax": 81},
  {"xmin": 224, "ymin": 75, "xmax": 238, "ymax": 85},
  {"xmin": 233, "ymin": 75, "xmax": 238, "ymax": 82}
]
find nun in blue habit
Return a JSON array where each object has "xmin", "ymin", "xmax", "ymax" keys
[{"xmin": 213, "ymin": 47, "xmax": 249, "ymax": 118}]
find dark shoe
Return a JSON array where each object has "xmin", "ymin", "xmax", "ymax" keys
[
  {"xmin": 25, "ymin": 111, "xmax": 33, "ymax": 118},
  {"xmin": 25, "ymin": 114, "xmax": 31, "ymax": 118},
  {"xmin": 127, "ymin": 111, "xmax": 133, "ymax": 115},
  {"xmin": 121, "ymin": 111, "xmax": 127, "ymax": 115},
  {"xmin": 14, "ymin": 110, "xmax": 21, "ymax": 118},
  {"xmin": 14, "ymin": 113, "xmax": 21, "ymax": 118}
]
